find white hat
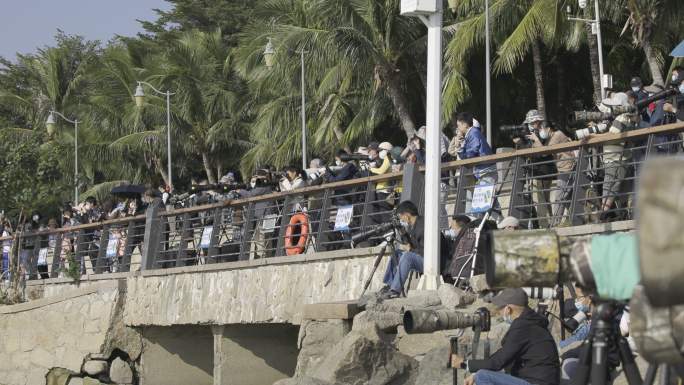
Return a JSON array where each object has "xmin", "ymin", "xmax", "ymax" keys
[
  {"xmin": 498, "ymin": 216, "xmax": 520, "ymax": 229},
  {"xmin": 415, "ymin": 126, "xmax": 427, "ymax": 140},
  {"xmin": 601, "ymin": 92, "xmax": 630, "ymax": 108},
  {"xmin": 523, "ymin": 110, "xmax": 545, "ymax": 125},
  {"xmin": 379, "ymin": 142, "xmax": 393, "ymax": 151}
]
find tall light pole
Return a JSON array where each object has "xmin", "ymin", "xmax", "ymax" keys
[
  {"xmin": 46, "ymin": 111, "xmax": 79, "ymax": 203},
  {"xmin": 264, "ymin": 39, "xmax": 308, "ymax": 170},
  {"xmin": 134, "ymin": 81, "xmax": 176, "ymax": 189},
  {"xmin": 401, "ymin": 0, "xmax": 444, "ymax": 291},
  {"xmin": 568, "ymin": 0, "xmax": 606, "ymax": 99},
  {"xmin": 485, "ymin": 0, "xmax": 492, "ymax": 145}
]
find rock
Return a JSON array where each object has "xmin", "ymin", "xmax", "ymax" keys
[
  {"xmin": 366, "ymin": 291, "xmax": 441, "ymax": 314},
  {"xmin": 352, "ymin": 310, "xmax": 403, "ymax": 333},
  {"xmin": 414, "ymin": 346, "xmax": 453, "ymax": 385},
  {"xmin": 109, "ymin": 357, "xmax": 134, "ymax": 384},
  {"xmin": 82, "ymin": 360, "xmax": 108, "ymax": 376},
  {"xmin": 438, "ymin": 285, "xmax": 476, "ymax": 309},
  {"xmin": 46, "ymin": 367, "xmax": 77, "ymax": 385},
  {"xmin": 295, "ymin": 320, "xmax": 351, "ymax": 377},
  {"xmin": 395, "ymin": 326, "xmax": 451, "ymax": 358},
  {"xmin": 67, "ymin": 378, "xmax": 84, "ymax": 385},
  {"xmin": 310, "ymin": 326, "xmax": 417, "ymax": 385},
  {"xmin": 470, "ymin": 275, "xmax": 490, "ymax": 293}
]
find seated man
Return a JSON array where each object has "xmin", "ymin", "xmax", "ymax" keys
[
  {"xmin": 452, "ymin": 288, "xmax": 560, "ymax": 385},
  {"xmin": 379, "ymin": 201, "xmax": 424, "ymax": 299}
]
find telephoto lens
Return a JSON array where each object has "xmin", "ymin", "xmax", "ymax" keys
[{"xmin": 403, "ymin": 308, "xmax": 490, "ymax": 334}]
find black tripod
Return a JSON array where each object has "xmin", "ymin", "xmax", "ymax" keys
[
  {"xmin": 358, "ymin": 231, "xmax": 399, "ymax": 299},
  {"xmin": 570, "ymin": 302, "xmax": 642, "ymax": 385}
]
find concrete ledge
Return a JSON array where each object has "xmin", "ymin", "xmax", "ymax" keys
[
  {"xmin": 0, "ymin": 280, "xmax": 119, "ymax": 314},
  {"xmin": 26, "ymin": 271, "xmax": 133, "ymax": 287},
  {"xmin": 555, "ymin": 220, "xmax": 634, "ymax": 237},
  {"xmin": 302, "ymin": 301, "xmax": 362, "ymax": 321}
]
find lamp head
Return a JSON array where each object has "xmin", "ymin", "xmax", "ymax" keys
[
  {"xmin": 46, "ymin": 112, "xmax": 56, "ymax": 135},
  {"xmin": 134, "ymin": 83, "xmax": 146, "ymax": 107},
  {"xmin": 578, "ymin": 0, "xmax": 587, "ymax": 9},
  {"xmin": 264, "ymin": 38, "xmax": 275, "ymax": 68}
]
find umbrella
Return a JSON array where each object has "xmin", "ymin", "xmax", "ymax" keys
[
  {"xmin": 671, "ymin": 40, "xmax": 684, "ymax": 57},
  {"xmin": 110, "ymin": 184, "xmax": 145, "ymax": 198}
]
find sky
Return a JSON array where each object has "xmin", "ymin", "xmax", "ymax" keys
[{"xmin": 0, "ymin": 0, "xmax": 171, "ymax": 59}]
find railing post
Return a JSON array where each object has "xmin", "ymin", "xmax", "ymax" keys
[
  {"xmin": 314, "ymin": 189, "xmax": 331, "ymax": 252},
  {"xmin": 50, "ymin": 233, "xmax": 62, "ymax": 278},
  {"xmin": 453, "ymin": 167, "xmax": 467, "ymax": 216},
  {"xmin": 141, "ymin": 200, "xmax": 163, "ymax": 271},
  {"xmin": 121, "ymin": 221, "xmax": 135, "ymax": 272},
  {"xmin": 175, "ymin": 213, "xmax": 191, "ymax": 267},
  {"xmin": 206, "ymin": 207, "xmax": 223, "ymax": 262},
  {"xmin": 74, "ymin": 229, "xmax": 86, "ymax": 276},
  {"xmin": 95, "ymin": 225, "xmax": 110, "ymax": 274},
  {"xmin": 508, "ymin": 157, "xmax": 525, "ymax": 219},
  {"xmin": 238, "ymin": 203, "xmax": 255, "ymax": 261},
  {"xmin": 569, "ymin": 146, "xmax": 590, "ymax": 226},
  {"xmin": 401, "ymin": 163, "xmax": 425, "ymax": 214},
  {"xmin": 275, "ymin": 196, "xmax": 294, "ymax": 257},
  {"xmin": 359, "ymin": 181, "xmax": 375, "ymax": 231}
]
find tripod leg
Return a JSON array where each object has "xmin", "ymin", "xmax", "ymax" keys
[
  {"xmin": 359, "ymin": 243, "xmax": 387, "ymax": 298},
  {"xmin": 570, "ymin": 341, "xmax": 593, "ymax": 385},
  {"xmin": 644, "ymin": 364, "xmax": 658, "ymax": 385},
  {"xmin": 617, "ymin": 336, "xmax": 643, "ymax": 385},
  {"xmin": 660, "ymin": 365, "xmax": 670, "ymax": 385}
]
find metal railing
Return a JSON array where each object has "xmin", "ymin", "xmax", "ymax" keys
[{"xmin": 2, "ymin": 121, "xmax": 683, "ymax": 280}]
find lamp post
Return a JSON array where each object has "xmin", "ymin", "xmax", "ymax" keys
[
  {"xmin": 264, "ymin": 40, "xmax": 308, "ymax": 170},
  {"xmin": 568, "ymin": 0, "xmax": 606, "ymax": 99},
  {"xmin": 485, "ymin": 0, "xmax": 492, "ymax": 145},
  {"xmin": 400, "ymin": 0, "xmax": 444, "ymax": 291},
  {"xmin": 134, "ymin": 81, "xmax": 176, "ymax": 189},
  {"xmin": 46, "ymin": 111, "xmax": 79, "ymax": 203}
]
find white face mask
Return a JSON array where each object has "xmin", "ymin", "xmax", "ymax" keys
[
  {"xmin": 539, "ymin": 129, "xmax": 549, "ymax": 140},
  {"xmin": 503, "ymin": 308, "xmax": 513, "ymax": 324},
  {"xmin": 32, "ymin": 215, "xmax": 39, "ymax": 222},
  {"xmin": 631, "ymin": 86, "xmax": 641, "ymax": 93},
  {"xmin": 445, "ymin": 229, "xmax": 457, "ymax": 239},
  {"xmin": 335, "ymin": 160, "xmax": 343, "ymax": 167},
  {"xmin": 250, "ymin": 181, "xmax": 256, "ymax": 189},
  {"xmin": 672, "ymin": 74, "xmax": 679, "ymax": 83},
  {"xmin": 379, "ymin": 150, "xmax": 388, "ymax": 160}
]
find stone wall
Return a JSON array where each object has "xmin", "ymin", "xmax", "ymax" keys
[
  {"xmin": 0, "ymin": 282, "xmax": 119, "ymax": 385},
  {"xmin": 124, "ymin": 249, "xmax": 387, "ymax": 326}
]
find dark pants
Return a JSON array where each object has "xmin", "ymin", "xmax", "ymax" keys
[
  {"xmin": 473, "ymin": 370, "xmax": 532, "ymax": 385},
  {"xmin": 383, "ymin": 251, "xmax": 423, "ymax": 293}
]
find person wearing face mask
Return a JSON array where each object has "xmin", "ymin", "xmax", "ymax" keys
[
  {"xmin": 235, "ymin": 169, "xmax": 277, "ymax": 259},
  {"xmin": 451, "ymin": 288, "xmax": 560, "ymax": 385},
  {"xmin": 537, "ymin": 121, "xmax": 576, "ymax": 226},
  {"xmin": 367, "ymin": 142, "xmax": 396, "ymax": 227},
  {"xmin": 559, "ymin": 285, "xmax": 593, "ymax": 349},
  {"xmin": 326, "ymin": 149, "xmax": 360, "ymax": 208},
  {"xmin": 378, "ymin": 200, "xmax": 424, "ymax": 299},
  {"xmin": 629, "ymin": 77, "xmax": 650, "ymax": 122}
]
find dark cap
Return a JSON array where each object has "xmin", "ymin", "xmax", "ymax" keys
[
  {"xmin": 630, "ymin": 77, "xmax": 643, "ymax": 88},
  {"xmin": 367, "ymin": 141, "xmax": 380, "ymax": 151},
  {"xmin": 491, "ymin": 288, "xmax": 528, "ymax": 308}
]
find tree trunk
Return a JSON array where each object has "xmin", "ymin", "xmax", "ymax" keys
[
  {"xmin": 378, "ymin": 65, "xmax": 417, "ymax": 139},
  {"xmin": 557, "ymin": 58, "xmax": 567, "ymax": 126},
  {"xmin": 202, "ymin": 152, "xmax": 217, "ymax": 184},
  {"xmin": 642, "ymin": 38, "xmax": 664, "ymax": 86},
  {"xmin": 586, "ymin": 25, "xmax": 603, "ymax": 104},
  {"xmin": 217, "ymin": 164, "xmax": 223, "ymax": 181},
  {"xmin": 332, "ymin": 126, "xmax": 353, "ymax": 154},
  {"xmin": 157, "ymin": 162, "xmax": 171, "ymax": 188},
  {"xmin": 531, "ymin": 40, "xmax": 547, "ymax": 119}
]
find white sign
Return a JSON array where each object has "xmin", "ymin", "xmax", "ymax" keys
[
  {"xmin": 200, "ymin": 226, "xmax": 213, "ymax": 249},
  {"xmin": 37, "ymin": 248, "xmax": 48, "ymax": 266},
  {"xmin": 261, "ymin": 214, "xmax": 279, "ymax": 233},
  {"xmin": 471, "ymin": 184, "xmax": 495, "ymax": 213},
  {"xmin": 334, "ymin": 205, "xmax": 354, "ymax": 231},
  {"xmin": 106, "ymin": 238, "xmax": 119, "ymax": 258}
]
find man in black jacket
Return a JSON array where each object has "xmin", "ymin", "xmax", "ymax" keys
[
  {"xmin": 451, "ymin": 288, "xmax": 560, "ymax": 385},
  {"xmin": 379, "ymin": 200, "xmax": 424, "ymax": 299}
]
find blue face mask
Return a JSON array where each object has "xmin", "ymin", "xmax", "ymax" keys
[
  {"xmin": 503, "ymin": 307, "xmax": 513, "ymax": 324},
  {"xmin": 575, "ymin": 301, "xmax": 590, "ymax": 313}
]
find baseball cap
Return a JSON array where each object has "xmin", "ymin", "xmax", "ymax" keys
[
  {"xmin": 630, "ymin": 76, "xmax": 643, "ymax": 88},
  {"xmin": 492, "ymin": 288, "xmax": 528, "ymax": 308},
  {"xmin": 523, "ymin": 109, "xmax": 545, "ymax": 124},
  {"xmin": 498, "ymin": 216, "xmax": 520, "ymax": 229},
  {"xmin": 368, "ymin": 141, "xmax": 380, "ymax": 151},
  {"xmin": 379, "ymin": 142, "xmax": 393, "ymax": 151}
]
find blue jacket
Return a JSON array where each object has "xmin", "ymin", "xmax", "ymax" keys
[{"xmin": 457, "ymin": 127, "xmax": 495, "ymax": 179}]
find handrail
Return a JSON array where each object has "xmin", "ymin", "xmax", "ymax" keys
[{"xmin": 0, "ymin": 214, "xmax": 146, "ymax": 241}]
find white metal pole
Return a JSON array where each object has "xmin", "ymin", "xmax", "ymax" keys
[
  {"xmin": 300, "ymin": 50, "xmax": 308, "ymax": 170},
  {"xmin": 74, "ymin": 120, "xmax": 79, "ymax": 203},
  {"xmin": 417, "ymin": 11, "xmax": 444, "ymax": 291},
  {"xmin": 485, "ymin": 0, "xmax": 492, "ymax": 145},
  {"xmin": 594, "ymin": 0, "xmax": 606, "ymax": 99},
  {"xmin": 166, "ymin": 91, "xmax": 173, "ymax": 189}
]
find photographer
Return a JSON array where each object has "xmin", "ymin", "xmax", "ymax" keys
[
  {"xmin": 586, "ymin": 92, "xmax": 638, "ymax": 221},
  {"xmin": 378, "ymin": 201, "xmax": 424, "ymax": 299},
  {"xmin": 537, "ymin": 122, "xmax": 576, "ymax": 226},
  {"xmin": 368, "ymin": 142, "xmax": 396, "ymax": 226},
  {"xmin": 236, "ymin": 169, "xmax": 276, "ymax": 259},
  {"xmin": 514, "ymin": 110, "xmax": 557, "ymax": 227},
  {"xmin": 560, "ymin": 285, "xmax": 593, "ymax": 349},
  {"xmin": 451, "ymin": 288, "xmax": 560, "ymax": 385}
]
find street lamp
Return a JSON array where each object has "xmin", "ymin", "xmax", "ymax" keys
[
  {"xmin": 46, "ymin": 111, "xmax": 79, "ymax": 203},
  {"xmin": 400, "ymin": 0, "xmax": 443, "ymax": 291},
  {"xmin": 263, "ymin": 39, "xmax": 308, "ymax": 170},
  {"xmin": 134, "ymin": 81, "xmax": 176, "ymax": 189},
  {"xmin": 568, "ymin": 0, "xmax": 607, "ymax": 99}
]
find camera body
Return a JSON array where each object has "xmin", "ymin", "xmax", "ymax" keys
[{"xmin": 351, "ymin": 214, "xmax": 406, "ymax": 246}]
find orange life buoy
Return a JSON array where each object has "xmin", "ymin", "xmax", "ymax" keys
[{"xmin": 285, "ymin": 213, "xmax": 309, "ymax": 256}]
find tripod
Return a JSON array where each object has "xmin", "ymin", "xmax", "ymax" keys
[
  {"xmin": 358, "ymin": 231, "xmax": 399, "ymax": 299},
  {"xmin": 570, "ymin": 302, "xmax": 642, "ymax": 385}
]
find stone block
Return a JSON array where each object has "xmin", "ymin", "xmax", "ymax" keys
[
  {"xmin": 67, "ymin": 378, "xmax": 84, "ymax": 385},
  {"xmin": 395, "ymin": 326, "xmax": 451, "ymax": 358},
  {"xmin": 302, "ymin": 301, "xmax": 361, "ymax": 320},
  {"xmin": 273, "ymin": 377, "xmax": 333, "ymax": 385},
  {"xmin": 295, "ymin": 320, "xmax": 351, "ymax": 377},
  {"xmin": 109, "ymin": 358, "xmax": 133, "ymax": 385},
  {"xmin": 438, "ymin": 285, "xmax": 476, "ymax": 309},
  {"xmin": 83, "ymin": 360, "xmax": 108, "ymax": 376},
  {"xmin": 351, "ymin": 310, "xmax": 403, "ymax": 333},
  {"xmin": 414, "ymin": 346, "xmax": 452, "ymax": 385},
  {"xmin": 310, "ymin": 326, "xmax": 417, "ymax": 385},
  {"xmin": 470, "ymin": 275, "xmax": 490, "ymax": 293}
]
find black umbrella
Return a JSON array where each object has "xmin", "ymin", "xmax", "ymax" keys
[{"xmin": 110, "ymin": 184, "xmax": 145, "ymax": 198}]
